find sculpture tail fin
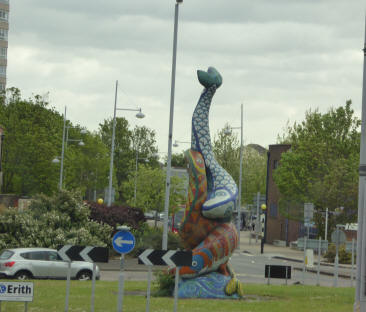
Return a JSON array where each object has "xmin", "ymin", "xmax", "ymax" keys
[{"xmin": 197, "ymin": 67, "xmax": 222, "ymax": 88}]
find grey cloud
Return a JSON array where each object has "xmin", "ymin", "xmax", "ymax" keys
[{"xmin": 7, "ymin": 0, "xmax": 365, "ymax": 154}]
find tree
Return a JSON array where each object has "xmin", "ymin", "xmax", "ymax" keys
[
  {"xmin": 164, "ymin": 152, "xmax": 186, "ymax": 168},
  {"xmin": 0, "ymin": 88, "xmax": 62, "ymax": 195},
  {"xmin": 213, "ymin": 124, "xmax": 267, "ymax": 205},
  {"xmin": 122, "ymin": 164, "xmax": 186, "ymax": 217},
  {"xmin": 99, "ymin": 117, "xmax": 131, "ymax": 202},
  {"xmin": 213, "ymin": 124, "xmax": 240, "ymax": 179},
  {"xmin": 274, "ymin": 100, "xmax": 360, "ymax": 236},
  {"xmin": 63, "ymin": 130, "xmax": 110, "ymax": 199},
  {"xmin": 242, "ymin": 146, "xmax": 267, "ymax": 204},
  {"xmin": 131, "ymin": 125, "xmax": 159, "ymax": 168},
  {"xmin": 99, "ymin": 119, "xmax": 159, "ymax": 203}
]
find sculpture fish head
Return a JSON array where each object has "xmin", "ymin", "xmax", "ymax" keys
[
  {"xmin": 202, "ymin": 187, "xmax": 235, "ymax": 220},
  {"xmin": 197, "ymin": 67, "xmax": 223, "ymax": 89},
  {"xmin": 179, "ymin": 252, "xmax": 213, "ymax": 278}
]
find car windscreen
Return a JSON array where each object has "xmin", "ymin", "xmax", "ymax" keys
[{"xmin": 0, "ymin": 250, "xmax": 14, "ymax": 260}]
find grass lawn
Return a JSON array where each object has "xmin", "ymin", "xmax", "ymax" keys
[{"xmin": 0, "ymin": 280, "xmax": 354, "ymax": 312}]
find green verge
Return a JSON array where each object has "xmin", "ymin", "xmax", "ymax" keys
[{"xmin": 0, "ymin": 280, "xmax": 354, "ymax": 312}]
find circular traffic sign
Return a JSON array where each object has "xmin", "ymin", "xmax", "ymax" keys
[{"xmin": 112, "ymin": 231, "xmax": 135, "ymax": 254}]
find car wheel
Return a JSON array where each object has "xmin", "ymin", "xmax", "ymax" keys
[
  {"xmin": 77, "ymin": 270, "xmax": 92, "ymax": 281},
  {"xmin": 15, "ymin": 270, "xmax": 32, "ymax": 280}
]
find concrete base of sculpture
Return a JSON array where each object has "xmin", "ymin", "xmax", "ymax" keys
[{"xmin": 178, "ymin": 272, "xmax": 239, "ymax": 299}]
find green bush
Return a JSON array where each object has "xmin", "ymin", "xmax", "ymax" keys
[
  {"xmin": 0, "ymin": 190, "xmax": 113, "ymax": 250},
  {"xmin": 153, "ymin": 270, "xmax": 174, "ymax": 297},
  {"xmin": 324, "ymin": 243, "xmax": 355, "ymax": 264}
]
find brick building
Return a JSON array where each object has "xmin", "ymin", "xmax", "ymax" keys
[{"xmin": 265, "ymin": 144, "xmax": 302, "ymax": 245}]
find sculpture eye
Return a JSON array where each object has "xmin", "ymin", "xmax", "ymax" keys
[{"xmin": 192, "ymin": 260, "xmax": 198, "ymax": 267}]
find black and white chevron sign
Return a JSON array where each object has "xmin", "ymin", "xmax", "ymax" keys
[
  {"xmin": 138, "ymin": 249, "xmax": 192, "ymax": 267},
  {"xmin": 57, "ymin": 245, "xmax": 109, "ymax": 263}
]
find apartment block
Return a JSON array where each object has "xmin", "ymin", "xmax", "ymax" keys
[{"xmin": 0, "ymin": 0, "xmax": 9, "ymax": 91}]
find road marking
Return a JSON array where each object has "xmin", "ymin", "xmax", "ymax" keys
[{"xmin": 241, "ymin": 253, "xmax": 254, "ymax": 257}]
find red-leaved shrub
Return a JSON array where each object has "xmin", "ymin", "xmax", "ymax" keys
[{"xmin": 87, "ymin": 201, "xmax": 145, "ymax": 230}]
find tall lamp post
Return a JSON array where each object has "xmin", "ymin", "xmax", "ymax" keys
[
  {"xmin": 225, "ymin": 103, "xmax": 244, "ymax": 244},
  {"xmin": 0, "ymin": 126, "xmax": 5, "ymax": 193},
  {"xmin": 107, "ymin": 80, "xmax": 145, "ymax": 207},
  {"xmin": 162, "ymin": 0, "xmax": 183, "ymax": 250},
  {"xmin": 355, "ymin": 18, "xmax": 366, "ymax": 312},
  {"xmin": 52, "ymin": 106, "xmax": 86, "ymax": 190}
]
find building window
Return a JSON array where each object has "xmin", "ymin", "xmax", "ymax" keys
[
  {"xmin": 0, "ymin": 83, "xmax": 5, "ymax": 90},
  {"xmin": 0, "ymin": 47, "xmax": 6, "ymax": 58},
  {"xmin": 0, "ymin": 10, "xmax": 8, "ymax": 21},
  {"xmin": 273, "ymin": 160, "xmax": 278, "ymax": 169},
  {"xmin": 0, "ymin": 28, "xmax": 7, "ymax": 40},
  {"xmin": 0, "ymin": 65, "xmax": 6, "ymax": 76},
  {"xmin": 269, "ymin": 203, "xmax": 278, "ymax": 217}
]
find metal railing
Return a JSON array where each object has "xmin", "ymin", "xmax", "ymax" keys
[{"xmin": 297, "ymin": 238, "xmax": 357, "ymax": 253}]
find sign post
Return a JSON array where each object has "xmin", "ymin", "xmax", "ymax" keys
[
  {"xmin": 138, "ymin": 249, "xmax": 192, "ymax": 312},
  {"xmin": 331, "ymin": 225, "xmax": 346, "ymax": 287},
  {"xmin": 265, "ymin": 265, "xmax": 291, "ymax": 285},
  {"xmin": 112, "ymin": 227, "xmax": 135, "ymax": 312},
  {"xmin": 57, "ymin": 245, "xmax": 109, "ymax": 312}
]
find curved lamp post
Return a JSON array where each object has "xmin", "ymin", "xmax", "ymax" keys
[
  {"xmin": 107, "ymin": 80, "xmax": 145, "ymax": 206},
  {"xmin": 172, "ymin": 140, "xmax": 190, "ymax": 148}
]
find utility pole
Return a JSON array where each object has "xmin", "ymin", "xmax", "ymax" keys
[
  {"xmin": 325, "ymin": 207, "xmax": 328, "ymax": 241},
  {"xmin": 354, "ymin": 17, "xmax": 366, "ymax": 312},
  {"xmin": 162, "ymin": 0, "xmax": 183, "ymax": 250}
]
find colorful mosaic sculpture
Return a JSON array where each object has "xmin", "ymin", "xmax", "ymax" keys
[{"xmin": 175, "ymin": 67, "xmax": 244, "ymax": 299}]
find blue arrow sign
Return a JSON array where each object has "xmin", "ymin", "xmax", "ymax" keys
[{"xmin": 112, "ymin": 231, "xmax": 135, "ymax": 254}]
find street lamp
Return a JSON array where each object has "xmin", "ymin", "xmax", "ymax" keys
[
  {"xmin": 52, "ymin": 106, "xmax": 86, "ymax": 190},
  {"xmin": 225, "ymin": 103, "xmax": 244, "ymax": 244},
  {"xmin": 162, "ymin": 0, "xmax": 183, "ymax": 250},
  {"xmin": 172, "ymin": 140, "xmax": 190, "ymax": 148},
  {"xmin": 355, "ymin": 18, "xmax": 366, "ymax": 311},
  {"xmin": 107, "ymin": 80, "xmax": 145, "ymax": 207}
]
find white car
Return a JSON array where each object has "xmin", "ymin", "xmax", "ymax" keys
[{"xmin": 0, "ymin": 248, "xmax": 100, "ymax": 280}]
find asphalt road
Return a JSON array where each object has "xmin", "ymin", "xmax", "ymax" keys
[
  {"xmin": 99, "ymin": 251, "xmax": 355, "ymax": 287},
  {"xmin": 229, "ymin": 251, "xmax": 353, "ymax": 287}
]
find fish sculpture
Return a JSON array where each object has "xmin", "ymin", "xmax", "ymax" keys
[
  {"xmin": 192, "ymin": 67, "xmax": 238, "ymax": 219},
  {"xmin": 176, "ymin": 67, "xmax": 244, "ymax": 297}
]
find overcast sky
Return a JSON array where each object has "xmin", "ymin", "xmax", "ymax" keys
[{"xmin": 7, "ymin": 0, "xmax": 366, "ymax": 155}]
